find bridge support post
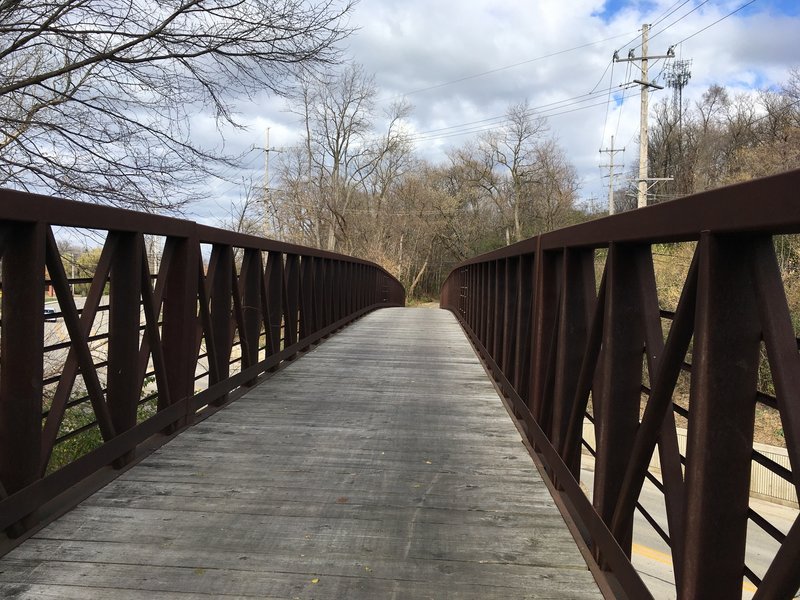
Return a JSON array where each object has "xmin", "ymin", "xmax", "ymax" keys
[
  {"xmin": 501, "ymin": 257, "xmax": 518, "ymax": 386},
  {"xmin": 512, "ymin": 254, "xmax": 535, "ymax": 414},
  {"xmin": 283, "ymin": 254, "xmax": 300, "ymax": 356},
  {"xmin": 264, "ymin": 251, "xmax": 283, "ymax": 359},
  {"xmin": 551, "ymin": 249, "xmax": 595, "ymax": 478},
  {"xmin": 315, "ymin": 258, "xmax": 327, "ymax": 332},
  {"xmin": 0, "ymin": 222, "xmax": 45, "ymax": 535},
  {"xmin": 108, "ymin": 232, "xmax": 143, "ymax": 468},
  {"xmin": 530, "ymin": 243, "xmax": 559, "ymax": 434},
  {"xmin": 592, "ymin": 244, "xmax": 645, "ymax": 562},
  {"xmin": 488, "ymin": 262, "xmax": 498, "ymax": 368},
  {"xmin": 299, "ymin": 256, "xmax": 316, "ymax": 346},
  {"xmin": 492, "ymin": 258, "xmax": 506, "ymax": 376},
  {"xmin": 209, "ymin": 244, "xmax": 233, "ymax": 407},
  {"xmin": 323, "ymin": 258, "xmax": 334, "ymax": 330},
  {"xmin": 679, "ymin": 234, "xmax": 760, "ymax": 598},
  {"xmin": 240, "ymin": 248, "xmax": 262, "ymax": 383},
  {"xmin": 162, "ymin": 235, "xmax": 199, "ymax": 430}
]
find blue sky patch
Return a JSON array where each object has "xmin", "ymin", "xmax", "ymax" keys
[
  {"xmin": 594, "ymin": 0, "xmax": 800, "ymax": 23},
  {"xmin": 763, "ymin": 0, "xmax": 800, "ymax": 17},
  {"xmin": 594, "ymin": 1, "xmax": 656, "ymax": 22}
]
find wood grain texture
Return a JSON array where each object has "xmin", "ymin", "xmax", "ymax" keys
[{"xmin": 0, "ymin": 308, "xmax": 600, "ymax": 599}]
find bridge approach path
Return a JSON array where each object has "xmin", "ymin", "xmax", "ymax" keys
[{"xmin": 0, "ymin": 307, "xmax": 600, "ymax": 599}]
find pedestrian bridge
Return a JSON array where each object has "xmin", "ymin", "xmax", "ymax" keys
[
  {"xmin": 1, "ymin": 171, "xmax": 800, "ymax": 599},
  {"xmin": 1, "ymin": 308, "xmax": 601, "ymax": 599}
]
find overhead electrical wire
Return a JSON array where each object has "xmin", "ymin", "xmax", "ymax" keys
[
  {"xmin": 412, "ymin": 100, "xmax": 615, "ymax": 142},
  {"xmin": 589, "ymin": 59, "xmax": 614, "ymax": 95},
  {"xmin": 212, "ymin": 148, "xmax": 262, "ymax": 198},
  {"xmin": 650, "ymin": 58, "xmax": 669, "ymax": 86},
  {"xmin": 396, "ymin": 1, "xmax": 763, "ymax": 152},
  {"xmin": 646, "ymin": 0, "xmax": 711, "ymax": 45},
  {"xmin": 413, "ymin": 83, "xmax": 625, "ymax": 136},
  {"xmin": 611, "ymin": 61, "xmax": 633, "ymax": 148},
  {"xmin": 613, "ymin": 0, "xmax": 690, "ymax": 54},
  {"xmin": 650, "ymin": 0, "xmax": 694, "ymax": 29},
  {"xmin": 409, "ymin": 82, "xmax": 636, "ymax": 142},
  {"xmin": 599, "ymin": 60, "xmax": 616, "ymax": 150},
  {"xmin": 673, "ymin": 0, "xmax": 759, "ymax": 46},
  {"xmin": 396, "ymin": 31, "xmax": 637, "ymax": 98},
  {"xmin": 750, "ymin": 97, "xmax": 800, "ymax": 124},
  {"xmin": 411, "ymin": 93, "xmax": 635, "ymax": 143},
  {"xmin": 594, "ymin": 0, "xmax": 735, "ymax": 194},
  {"xmin": 624, "ymin": 0, "xmax": 756, "ymax": 53},
  {"xmin": 213, "ymin": 146, "xmax": 260, "ymax": 182}
]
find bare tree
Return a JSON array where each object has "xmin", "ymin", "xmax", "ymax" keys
[
  {"xmin": 280, "ymin": 63, "xmax": 412, "ymax": 252},
  {"xmin": 217, "ymin": 179, "xmax": 266, "ymax": 237},
  {"xmin": 485, "ymin": 101, "xmax": 549, "ymax": 244},
  {"xmin": 0, "ymin": 0, "xmax": 355, "ymax": 212},
  {"xmin": 450, "ymin": 101, "xmax": 576, "ymax": 243},
  {"xmin": 530, "ymin": 139, "xmax": 579, "ymax": 232},
  {"xmin": 268, "ymin": 145, "xmax": 324, "ymax": 246},
  {"xmin": 647, "ymin": 76, "xmax": 800, "ymax": 199}
]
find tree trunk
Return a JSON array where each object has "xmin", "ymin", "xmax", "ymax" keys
[{"xmin": 408, "ymin": 257, "xmax": 429, "ymax": 299}]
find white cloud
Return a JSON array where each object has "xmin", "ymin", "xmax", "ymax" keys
[{"xmin": 191, "ymin": 0, "xmax": 800, "ymax": 221}]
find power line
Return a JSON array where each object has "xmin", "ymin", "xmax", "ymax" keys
[
  {"xmin": 616, "ymin": 27, "xmax": 648, "ymax": 55},
  {"xmin": 647, "ymin": 0, "xmax": 711, "ymax": 45},
  {"xmin": 649, "ymin": 58, "xmax": 669, "ymax": 86},
  {"xmin": 613, "ymin": 1, "xmax": 689, "ymax": 55},
  {"xmin": 589, "ymin": 59, "xmax": 614, "ymax": 95},
  {"xmin": 213, "ymin": 146, "xmax": 260, "ymax": 182},
  {"xmin": 674, "ymin": 0, "xmax": 759, "ymax": 46},
  {"xmin": 396, "ymin": 32, "xmax": 637, "ymax": 98},
  {"xmin": 412, "ymin": 84, "xmax": 632, "ymax": 141},
  {"xmin": 599, "ymin": 60, "xmax": 616, "ymax": 150},
  {"xmin": 411, "ymin": 98, "xmax": 617, "ymax": 143},
  {"xmin": 211, "ymin": 150, "xmax": 262, "ymax": 198},
  {"xmin": 410, "ymin": 82, "xmax": 634, "ymax": 140},
  {"xmin": 614, "ymin": 61, "xmax": 633, "ymax": 141},
  {"xmin": 651, "ymin": 0, "xmax": 694, "ymax": 29},
  {"xmin": 751, "ymin": 97, "xmax": 800, "ymax": 124}
]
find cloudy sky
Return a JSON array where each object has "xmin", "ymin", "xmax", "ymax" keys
[{"xmin": 194, "ymin": 0, "xmax": 800, "ymax": 222}]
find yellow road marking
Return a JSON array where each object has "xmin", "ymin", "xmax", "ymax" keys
[
  {"xmin": 632, "ymin": 543, "xmax": 757, "ymax": 594},
  {"xmin": 632, "ymin": 542, "xmax": 672, "ymax": 566}
]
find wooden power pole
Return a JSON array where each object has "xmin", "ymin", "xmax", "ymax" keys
[
  {"xmin": 614, "ymin": 25, "xmax": 674, "ymax": 208},
  {"xmin": 600, "ymin": 135, "xmax": 625, "ymax": 215}
]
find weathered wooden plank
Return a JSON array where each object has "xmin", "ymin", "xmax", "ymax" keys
[
  {"xmin": 9, "ymin": 539, "xmax": 595, "ymax": 586},
  {"xmin": 0, "ymin": 584, "xmax": 225, "ymax": 599},
  {"xmin": 0, "ymin": 308, "xmax": 600, "ymax": 599},
  {"xmin": 85, "ymin": 479, "xmax": 559, "ymax": 514},
  {"xmin": 0, "ymin": 559, "xmax": 601, "ymax": 599},
  {"xmin": 24, "ymin": 508, "xmax": 585, "ymax": 566}
]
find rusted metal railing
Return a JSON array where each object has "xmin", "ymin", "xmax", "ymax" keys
[
  {"xmin": 441, "ymin": 169, "xmax": 800, "ymax": 599},
  {"xmin": 0, "ymin": 188, "xmax": 404, "ymax": 541}
]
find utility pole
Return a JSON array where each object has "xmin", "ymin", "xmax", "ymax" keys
[
  {"xmin": 614, "ymin": 24, "xmax": 674, "ymax": 208},
  {"xmin": 600, "ymin": 135, "xmax": 625, "ymax": 215},
  {"xmin": 637, "ymin": 23, "xmax": 650, "ymax": 209}
]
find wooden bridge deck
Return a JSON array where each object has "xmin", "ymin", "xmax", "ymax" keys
[{"xmin": 0, "ymin": 307, "xmax": 600, "ymax": 599}]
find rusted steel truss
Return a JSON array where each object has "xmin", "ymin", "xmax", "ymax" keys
[
  {"xmin": 0, "ymin": 188, "xmax": 404, "ymax": 541},
  {"xmin": 441, "ymin": 169, "xmax": 800, "ymax": 599}
]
